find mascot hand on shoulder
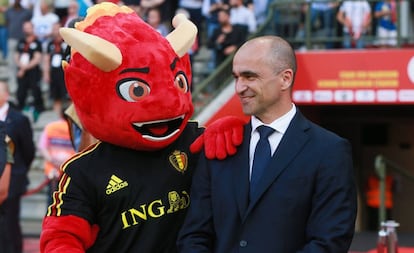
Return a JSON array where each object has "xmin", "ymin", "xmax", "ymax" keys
[{"xmin": 40, "ymin": 3, "xmax": 243, "ymax": 253}]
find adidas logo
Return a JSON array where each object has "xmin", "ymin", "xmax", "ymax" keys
[{"xmin": 106, "ymin": 175, "xmax": 128, "ymax": 195}]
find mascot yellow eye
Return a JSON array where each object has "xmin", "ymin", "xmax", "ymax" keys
[
  {"xmin": 117, "ymin": 79, "xmax": 150, "ymax": 102},
  {"xmin": 175, "ymin": 72, "xmax": 189, "ymax": 93}
]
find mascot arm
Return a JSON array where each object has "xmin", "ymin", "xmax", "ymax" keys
[
  {"xmin": 40, "ymin": 215, "xmax": 100, "ymax": 253},
  {"xmin": 190, "ymin": 116, "xmax": 245, "ymax": 160}
]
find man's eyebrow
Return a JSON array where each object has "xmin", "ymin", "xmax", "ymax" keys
[
  {"xmin": 119, "ymin": 67, "xmax": 150, "ymax": 74},
  {"xmin": 238, "ymin": 70, "xmax": 258, "ymax": 77}
]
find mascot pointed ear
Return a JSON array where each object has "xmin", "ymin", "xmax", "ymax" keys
[
  {"xmin": 59, "ymin": 27, "xmax": 122, "ymax": 72},
  {"xmin": 166, "ymin": 13, "xmax": 197, "ymax": 57}
]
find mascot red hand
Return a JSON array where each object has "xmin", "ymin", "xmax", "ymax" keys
[
  {"xmin": 191, "ymin": 116, "xmax": 245, "ymax": 160},
  {"xmin": 40, "ymin": 3, "xmax": 243, "ymax": 253}
]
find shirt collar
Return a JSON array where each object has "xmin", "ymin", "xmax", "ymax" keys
[
  {"xmin": 251, "ymin": 104, "xmax": 296, "ymax": 134},
  {"xmin": 0, "ymin": 102, "xmax": 9, "ymax": 121}
]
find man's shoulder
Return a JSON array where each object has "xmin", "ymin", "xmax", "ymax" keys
[
  {"xmin": 8, "ymin": 107, "xmax": 28, "ymax": 120},
  {"xmin": 294, "ymin": 111, "xmax": 346, "ymax": 143},
  {"xmin": 305, "ymin": 119, "xmax": 348, "ymax": 145}
]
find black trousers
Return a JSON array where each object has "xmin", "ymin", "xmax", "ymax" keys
[
  {"xmin": 17, "ymin": 68, "xmax": 44, "ymax": 113},
  {"xmin": 0, "ymin": 205, "xmax": 14, "ymax": 253},
  {"xmin": 0, "ymin": 196, "xmax": 23, "ymax": 253}
]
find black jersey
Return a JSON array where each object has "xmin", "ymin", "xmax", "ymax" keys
[
  {"xmin": 46, "ymin": 122, "xmax": 203, "ymax": 252},
  {"xmin": 16, "ymin": 38, "xmax": 42, "ymax": 74},
  {"xmin": 46, "ymin": 41, "xmax": 68, "ymax": 73}
]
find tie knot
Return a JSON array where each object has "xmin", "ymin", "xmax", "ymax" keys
[{"xmin": 257, "ymin": 125, "xmax": 274, "ymax": 139}]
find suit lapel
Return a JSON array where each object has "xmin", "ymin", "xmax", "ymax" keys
[
  {"xmin": 233, "ymin": 124, "xmax": 251, "ymax": 220},
  {"xmin": 246, "ymin": 112, "xmax": 311, "ymax": 214}
]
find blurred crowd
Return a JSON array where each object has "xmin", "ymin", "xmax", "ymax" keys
[{"xmin": 0, "ymin": 0, "xmax": 412, "ymax": 119}]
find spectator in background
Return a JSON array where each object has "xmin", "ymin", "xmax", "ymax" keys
[
  {"xmin": 31, "ymin": 0, "xmax": 60, "ymax": 51},
  {"xmin": 37, "ymin": 107, "xmax": 75, "ymax": 207},
  {"xmin": 247, "ymin": 0, "xmax": 268, "ymax": 27},
  {"xmin": 77, "ymin": 0, "xmax": 93, "ymax": 17},
  {"xmin": 15, "ymin": 21, "xmax": 45, "ymax": 120},
  {"xmin": 202, "ymin": 0, "xmax": 229, "ymax": 38},
  {"xmin": 0, "ymin": 80, "xmax": 35, "ymax": 253},
  {"xmin": 307, "ymin": 0, "xmax": 339, "ymax": 49},
  {"xmin": 0, "ymin": 0, "xmax": 8, "ymax": 61},
  {"xmin": 0, "ymin": 122, "xmax": 13, "ymax": 205},
  {"xmin": 123, "ymin": 0, "xmax": 141, "ymax": 16},
  {"xmin": 0, "ymin": 121, "xmax": 14, "ymax": 253},
  {"xmin": 146, "ymin": 7, "xmax": 169, "ymax": 37},
  {"xmin": 8, "ymin": 0, "xmax": 36, "ymax": 9},
  {"xmin": 5, "ymin": 0, "xmax": 32, "ymax": 94},
  {"xmin": 140, "ymin": 0, "xmax": 179, "ymax": 27},
  {"xmin": 229, "ymin": 0, "xmax": 257, "ymax": 34},
  {"xmin": 208, "ymin": 7, "xmax": 247, "ymax": 67},
  {"xmin": 202, "ymin": 0, "xmax": 230, "ymax": 72},
  {"xmin": 43, "ymin": 23, "xmax": 70, "ymax": 114},
  {"xmin": 270, "ymin": 0, "xmax": 303, "ymax": 41},
  {"xmin": 374, "ymin": 0, "xmax": 397, "ymax": 47},
  {"xmin": 294, "ymin": 3, "xmax": 309, "ymax": 50},
  {"xmin": 336, "ymin": 1, "xmax": 371, "ymax": 49},
  {"xmin": 6, "ymin": 0, "xmax": 33, "ymax": 46},
  {"xmin": 178, "ymin": 0, "xmax": 203, "ymax": 49},
  {"xmin": 62, "ymin": 0, "xmax": 79, "ymax": 27},
  {"xmin": 54, "ymin": 0, "xmax": 70, "ymax": 21}
]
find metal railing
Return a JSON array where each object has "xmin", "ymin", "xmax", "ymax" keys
[
  {"xmin": 374, "ymin": 155, "xmax": 414, "ymax": 226},
  {"xmin": 192, "ymin": 0, "xmax": 414, "ymax": 116}
]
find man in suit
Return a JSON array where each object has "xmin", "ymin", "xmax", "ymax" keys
[
  {"xmin": 0, "ymin": 80, "xmax": 35, "ymax": 253},
  {"xmin": 178, "ymin": 36, "xmax": 357, "ymax": 253},
  {"xmin": 0, "ymin": 120, "xmax": 16, "ymax": 253}
]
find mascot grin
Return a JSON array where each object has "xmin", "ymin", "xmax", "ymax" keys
[{"xmin": 132, "ymin": 114, "xmax": 185, "ymax": 141}]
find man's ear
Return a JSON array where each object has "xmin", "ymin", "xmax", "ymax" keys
[{"xmin": 280, "ymin": 69, "xmax": 294, "ymax": 90}]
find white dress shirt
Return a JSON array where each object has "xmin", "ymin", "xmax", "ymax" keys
[
  {"xmin": 0, "ymin": 102, "xmax": 9, "ymax": 121},
  {"xmin": 249, "ymin": 104, "xmax": 297, "ymax": 179}
]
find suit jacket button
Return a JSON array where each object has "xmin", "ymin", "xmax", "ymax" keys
[{"xmin": 239, "ymin": 240, "xmax": 248, "ymax": 247}]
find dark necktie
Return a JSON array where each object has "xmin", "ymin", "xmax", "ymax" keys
[{"xmin": 250, "ymin": 125, "xmax": 274, "ymax": 200}]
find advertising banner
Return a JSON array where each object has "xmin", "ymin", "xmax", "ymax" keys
[
  {"xmin": 202, "ymin": 49, "xmax": 414, "ymax": 126},
  {"xmin": 293, "ymin": 49, "xmax": 414, "ymax": 104}
]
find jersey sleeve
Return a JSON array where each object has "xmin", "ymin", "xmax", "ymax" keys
[{"xmin": 46, "ymin": 158, "xmax": 98, "ymax": 225}]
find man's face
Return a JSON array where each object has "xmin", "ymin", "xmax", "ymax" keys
[
  {"xmin": 218, "ymin": 10, "xmax": 230, "ymax": 25},
  {"xmin": 147, "ymin": 9, "xmax": 161, "ymax": 26},
  {"xmin": 23, "ymin": 22, "xmax": 34, "ymax": 36},
  {"xmin": 232, "ymin": 43, "xmax": 286, "ymax": 122},
  {"xmin": 229, "ymin": 0, "xmax": 240, "ymax": 7}
]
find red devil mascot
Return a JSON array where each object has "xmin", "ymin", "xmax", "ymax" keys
[{"xmin": 40, "ymin": 2, "xmax": 244, "ymax": 252}]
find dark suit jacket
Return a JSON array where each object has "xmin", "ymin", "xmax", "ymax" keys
[
  {"xmin": 5, "ymin": 106, "xmax": 35, "ymax": 197},
  {"xmin": 178, "ymin": 111, "xmax": 357, "ymax": 253},
  {"xmin": 0, "ymin": 121, "xmax": 7, "ymax": 176}
]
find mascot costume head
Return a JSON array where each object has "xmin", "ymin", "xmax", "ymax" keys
[{"xmin": 61, "ymin": 2, "xmax": 197, "ymax": 151}]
